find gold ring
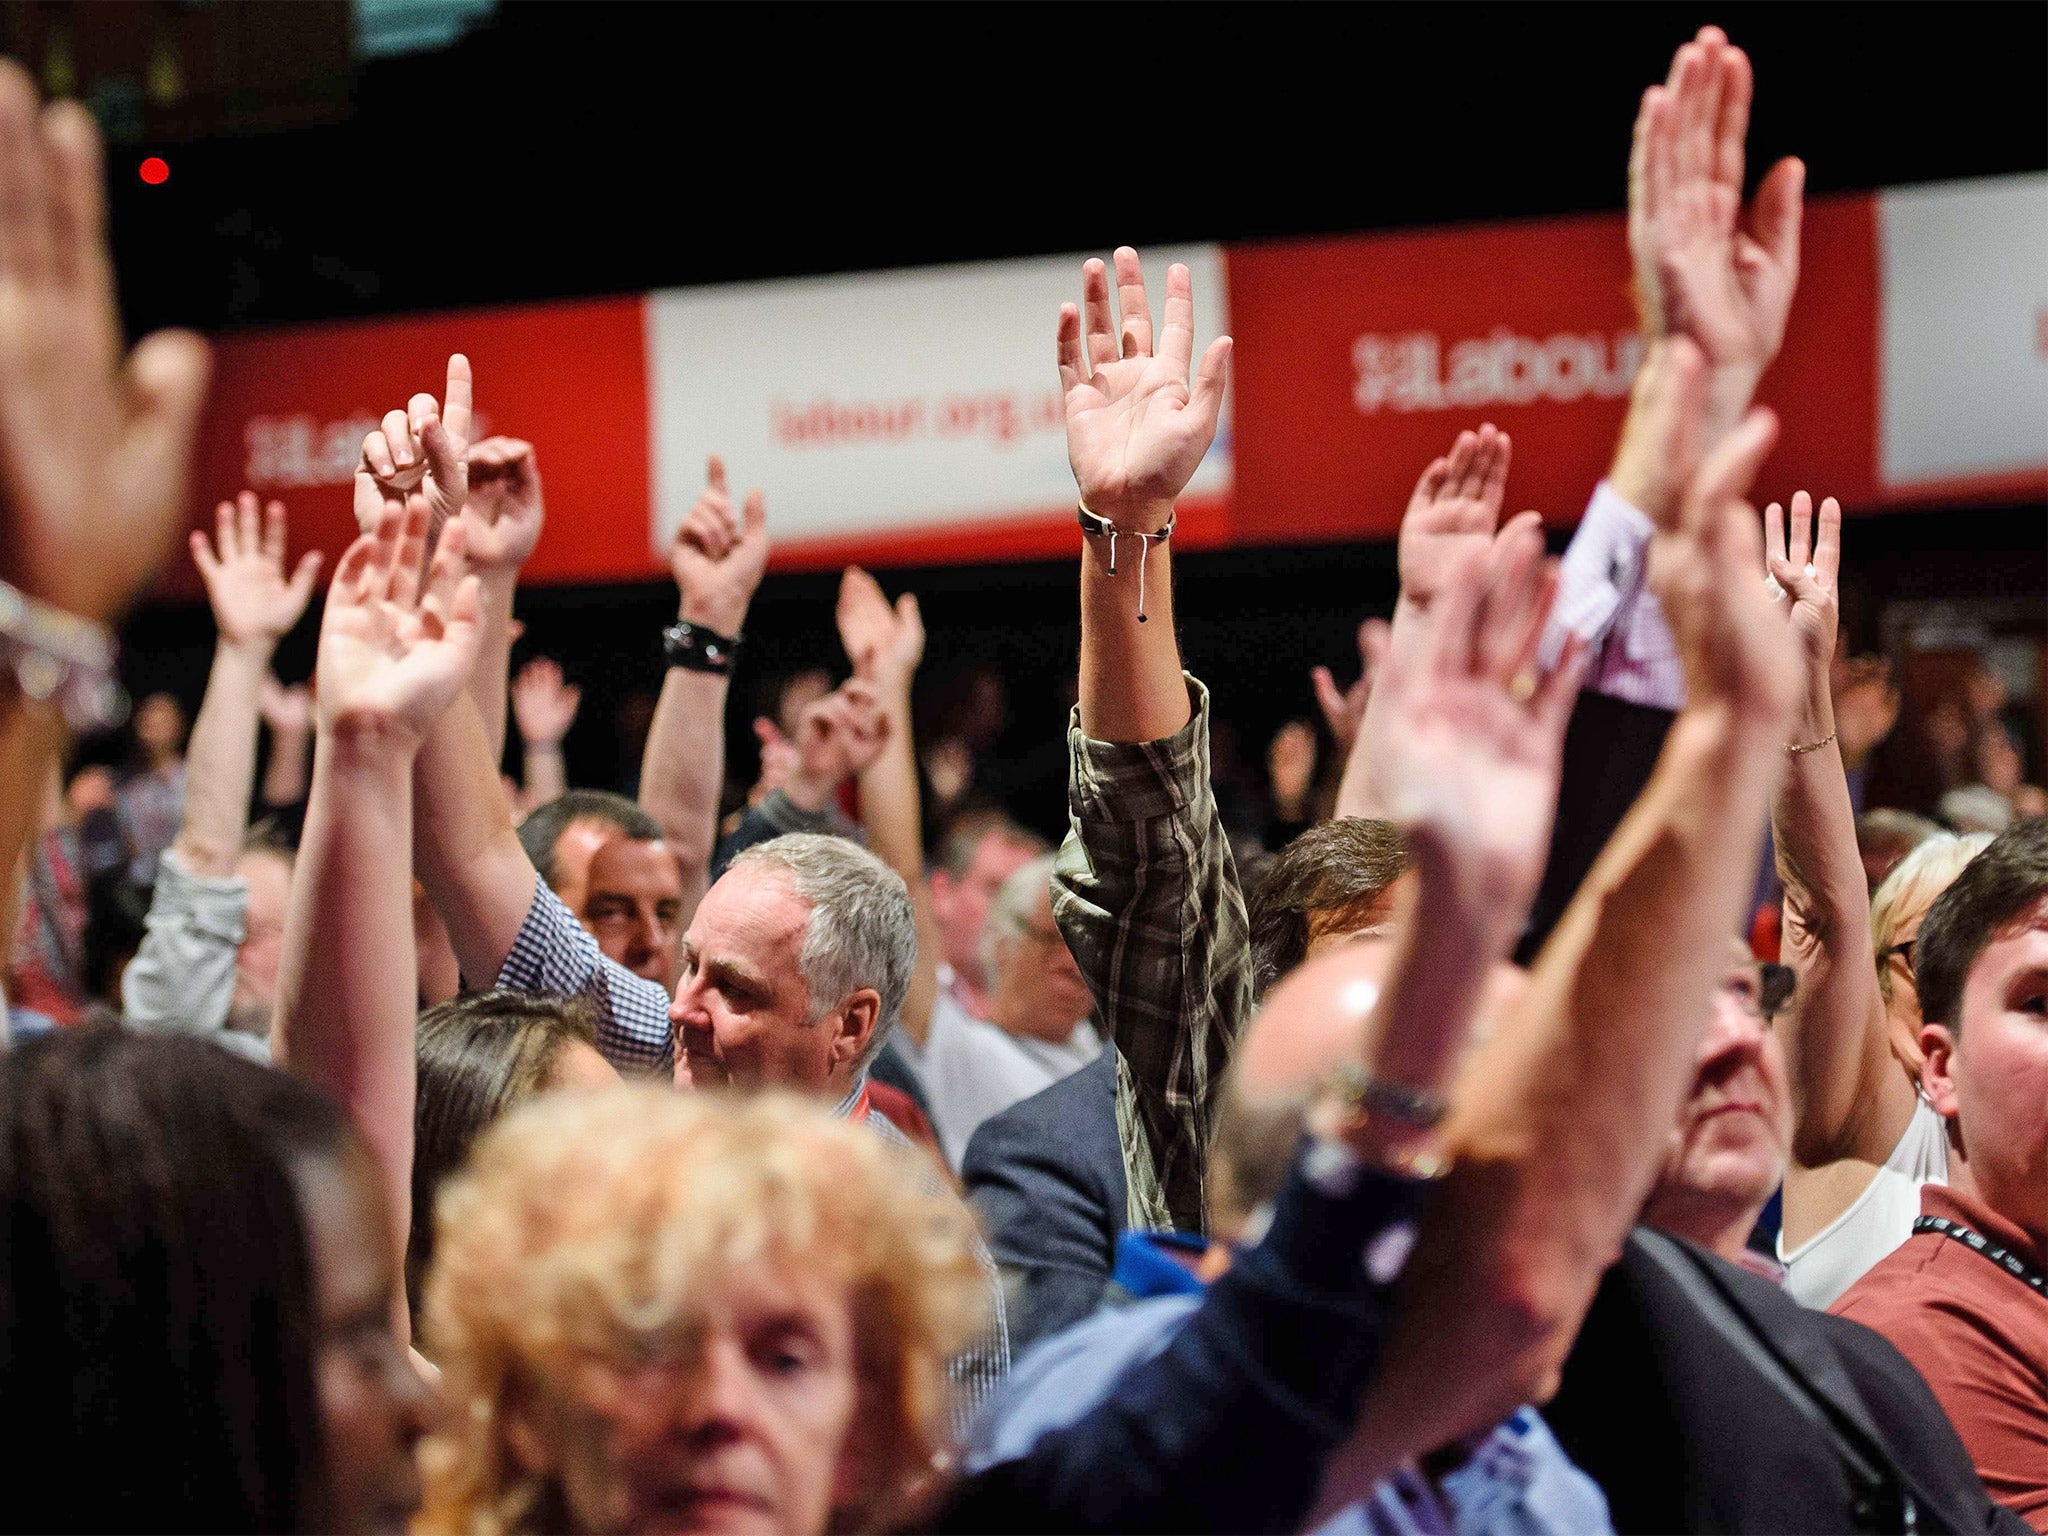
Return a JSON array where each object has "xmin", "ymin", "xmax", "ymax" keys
[{"xmin": 1509, "ymin": 671, "xmax": 1538, "ymax": 703}]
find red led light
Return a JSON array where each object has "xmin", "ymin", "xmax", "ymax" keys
[{"xmin": 138, "ymin": 157, "xmax": 169, "ymax": 185}]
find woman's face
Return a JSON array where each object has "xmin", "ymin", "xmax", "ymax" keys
[
  {"xmin": 516, "ymin": 1259, "xmax": 864, "ymax": 1536},
  {"xmin": 295, "ymin": 1146, "xmax": 433, "ymax": 1535},
  {"xmin": 1883, "ymin": 894, "xmax": 1935, "ymax": 1074}
]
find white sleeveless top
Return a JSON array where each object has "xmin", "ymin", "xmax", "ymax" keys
[{"xmin": 1779, "ymin": 1095, "xmax": 1949, "ymax": 1309}]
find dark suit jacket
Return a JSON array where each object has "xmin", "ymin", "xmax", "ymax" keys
[
  {"xmin": 960, "ymin": 1048, "xmax": 1126, "ymax": 1356},
  {"xmin": 1546, "ymin": 1228, "xmax": 2027, "ymax": 1534}
]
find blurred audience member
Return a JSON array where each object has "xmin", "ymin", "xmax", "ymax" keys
[{"xmin": 1857, "ymin": 806, "xmax": 1942, "ymax": 891}]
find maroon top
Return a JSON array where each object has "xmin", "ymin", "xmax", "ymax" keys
[{"xmin": 1832, "ymin": 1183, "xmax": 2048, "ymax": 1531}]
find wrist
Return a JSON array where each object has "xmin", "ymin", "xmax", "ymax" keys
[
  {"xmin": 320, "ymin": 710, "xmax": 425, "ymax": 764},
  {"xmin": 1079, "ymin": 495, "xmax": 1176, "ymax": 538},
  {"xmin": 213, "ymin": 635, "xmax": 277, "ymax": 673},
  {"xmin": 677, "ymin": 593, "xmax": 750, "ymax": 636},
  {"xmin": 521, "ymin": 736, "xmax": 565, "ymax": 755}
]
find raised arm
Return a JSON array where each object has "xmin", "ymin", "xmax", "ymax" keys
[
  {"xmin": 1341, "ymin": 426, "xmax": 1515, "ymax": 820},
  {"xmin": 272, "ymin": 493, "xmax": 481, "ymax": 1293},
  {"xmin": 0, "ymin": 67, "xmax": 208, "ymax": 944},
  {"xmin": 1063, "ymin": 248, "xmax": 1229, "ymax": 744},
  {"xmin": 124, "ymin": 495, "xmax": 319, "ymax": 1037},
  {"xmin": 640, "ymin": 456, "xmax": 769, "ymax": 918},
  {"xmin": 1765, "ymin": 493, "xmax": 1914, "ymax": 1205},
  {"xmin": 837, "ymin": 567, "xmax": 939, "ymax": 1044},
  {"xmin": 1630, "ymin": 25, "xmax": 1803, "ymax": 454},
  {"xmin": 456, "ymin": 431, "xmax": 544, "ymax": 767},
  {"xmin": 257, "ymin": 676, "xmax": 313, "ymax": 811},
  {"xmin": 172, "ymin": 495, "xmax": 321, "ymax": 876},
  {"xmin": 1342, "ymin": 349, "xmax": 1803, "ymax": 1475},
  {"xmin": 510, "ymin": 657, "xmax": 578, "ymax": 816},
  {"xmin": 1051, "ymin": 248, "xmax": 1245, "ymax": 1233}
]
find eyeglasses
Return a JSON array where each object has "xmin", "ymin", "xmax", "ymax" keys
[{"xmin": 1884, "ymin": 938, "xmax": 1917, "ymax": 981}]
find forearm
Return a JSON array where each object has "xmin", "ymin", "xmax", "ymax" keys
[
  {"xmin": 271, "ymin": 729, "xmax": 419, "ymax": 1268},
  {"xmin": 469, "ymin": 571, "xmax": 516, "ymax": 769},
  {"xmin": 412, "ymin": 695, "xmax": 540, "ymax": 987},
  {"xmin": 519, "ymin": 739, "xmax": 567, "ymax": 816},
  {"xmin": 638, "ymin": 666, "xmax": 730, "ymax": 917},
  {"xmin": 173, "ymin": 640, "xmax": 271, "ymax": 876},
  {"xmin": 0, "ymin": 691, "xmax": 61, "ymax": 957},
  {"xmin": 1772, "ymin": 673, "xmax": 1897, "ymax": 1161},
  {"xmin": 1078, "ymin": 529, "xmax": 1188, "ymax": 743},
  {"xmin": 260, "ymin": 723, "xmax": 311, "ymax": 809},
  {"xmin": 856, "ymin": 670, "xmax": 939, "ymax": 1044},
  {"xmin": 1348, "ymin": 701, "xmax": 1787, "ymax": 1472}
]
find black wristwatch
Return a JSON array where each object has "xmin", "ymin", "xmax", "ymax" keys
[{"xmin": 662, "ymin": 619, "xmax": 742, "ymax": 676}]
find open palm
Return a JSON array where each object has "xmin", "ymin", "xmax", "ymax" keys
[
  {"xmin": 1057, "ymin": 249, "xmax": 1231, "ymax": 532},
  {"xmin": 193, "ymin": 491, "xmax": 322, "ymax": 649},
  {"xmin": 1369, "ymin": 521, "xmax": 1583, "ymax": 919},
  {"xmin": 318, "ymin": 485, "xmax": 482, "ymax": 738},
  {"xmin": 1398, "ymin": 424, "xmax": 1511, "ymax": 606},
  {"xmin": 1629, "ymin": 27, "xmax": 1802, "ymax": 370},
  {"xmin": 1762, "ymin": 489, "xmax": 1840, "ymax": 682}
]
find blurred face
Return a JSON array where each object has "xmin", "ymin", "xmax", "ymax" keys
[
  {"xmin": 133, "ymin": 693, "xmax": 186, "ymax": 759},
  {"xmin": 775, "ymin": 671, "xmax": 832, "ymax": 740},
  {"xmin": 929, "ymin": 833, "xmax": 1038, "ymax": 987},
  {"xmin": 551, "ymin": 817, "xmax": 618, "ymax": 921},
  {"xmin": 511, "ymin": 1259, "xmax": 861, "ymax": 1536},
  {"xmin": 232, "ymin": 849, "xmax": 292, "ymax": 1028},
  {"xmin": 293, "ymin": 1144, "xmax": 431, "ymax": 1536},
  {"xmin": 64, "ymin": 765, "xmax": 115, "ymax": 821},
  {"xmin": 1301, "ymin": 872, "xmax": 1409, "ymax": 964},
  {"xmin": 670, "ymin": 866, "xmax": 873, "ymax": 1096},
  {"xmin": 1881, "ymin": 893, "xmax": 1937, "ymax": 1074},
  {"xmin": 584, "ymin": 837, "xmax": 686, "ymax": 986},
  {"xmin": 1923, "ymin": 898, "xmax": 2048, "ymax": 1245},
  {"xmin": 1646, "ymin": 954, "xmax": 1793, "ymax": 1236},
  {"xmin": 988, "ymin": 884, "xmax": 1095, "ymax": 1042}
]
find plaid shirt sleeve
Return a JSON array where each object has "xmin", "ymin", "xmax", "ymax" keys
[
  {"xmin": 1051, "ymin": 676, "xmax": 1253, "ymax": 1236},
  {"xmin": 497, "ymin": 881, "xmax": 675, "ymax": 1075},
  {"xmin": 1544, "ymin": 480, "xmax": 1686, "ymax": 711}
]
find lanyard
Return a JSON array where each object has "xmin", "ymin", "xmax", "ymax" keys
[{"xmin": 1913, "ymin": 1214, "xmax": 2048, "ymax": 1299}]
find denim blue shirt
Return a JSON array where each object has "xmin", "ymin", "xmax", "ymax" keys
[{"xmin": 968, "ymin": 1233, "xmax": 1612, "ymax": 1536}]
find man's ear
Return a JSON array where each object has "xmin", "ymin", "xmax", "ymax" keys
[
  {"xmin": 831, "ymin": 989, "xmax": 882, "ymax": 1069},
  {"xmin": 1920, "ymin": 1022, "xmax": 1961, "ymax": 1120}
]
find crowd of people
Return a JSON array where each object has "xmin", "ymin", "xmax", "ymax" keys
[{"xmin": 0, "ymin": 26, "xmax": 2042, "ymax": 1536}]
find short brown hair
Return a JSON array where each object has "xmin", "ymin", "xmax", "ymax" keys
[
  {"xmin": 1246, "ymin": 818, "xmax": 1407, "ymax": 999},
  {"xmin": 933, "ymin": 809, "xmax": 1047, "ymax": 879},
  {"xmin": 1914, "ymin": 817, "xmax": 2048, "ymax": 1031}
]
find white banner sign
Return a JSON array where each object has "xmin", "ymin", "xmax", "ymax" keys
[
  {"xmin": 645, "ymin": 247, "xmax": 1231, "ymax": 556},
  {"xmin": 1879, "ymin": 173, "xmax": 2048, "ymax": 491}
]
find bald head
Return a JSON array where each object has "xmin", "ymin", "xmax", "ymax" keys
[{"xmin": 1210, "ymin": 937, "xmax": 1528, "ymax": 1239}]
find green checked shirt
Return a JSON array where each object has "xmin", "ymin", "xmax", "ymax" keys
[{"xmin": 1051, "ymin": 676, "xmax": 1255, "ymax": 1236}]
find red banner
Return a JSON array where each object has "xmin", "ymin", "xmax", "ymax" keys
[
  {"xmin": 1223, "ymin": 193, "xmax": 1880, "ymax": 546},
  {"xmin": 184, "ymin": 294, "xmax": 652, "ymax": 598}
]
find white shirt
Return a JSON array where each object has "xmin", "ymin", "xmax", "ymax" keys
[
  {"xmin": 897, "ymin": 989, "xmax": 1101, "ymax": 1170},
  {"xmin": 1779, "ymin": 1094, "xmax": 1951, "ymax": 1309}
]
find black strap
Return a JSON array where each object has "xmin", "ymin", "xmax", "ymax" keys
[
  {"xmin": 1632, "ymin": 1228, "xmax": 1916, "ymax": 1532},
  {"xmin": 1913, "ymin": 1215, "xmax": 2048, "ymax": 1298}
]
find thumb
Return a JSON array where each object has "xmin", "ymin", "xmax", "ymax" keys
[
  {"xmin": 1684, "ymin": 405, "xmax": 1778, "ymax": 537},
  {"xmin": 1768, "ymin": 554, "xmax": 1826, "ymax": 608},
  {"xmin": 707, "ymin": 455, "xmax": 728, "ymax": 496},
  {"xmin": 123, "ymin": 329, "xmax": 210, "ymax": 486},
  {"xmin": 1188, "ymin": 335, "xmax": 1232, "ymax": 437},
  {"xmin": 1310, "ymin": 665, "xmax": 1344, "ymax": 725},
  {"xmin": 741, "ymin": 488, "xmax": 766, "ymax": 541},
  {"xmin": 1749, "ymin": 156, "xmax": 1804, "ymax": 271}
]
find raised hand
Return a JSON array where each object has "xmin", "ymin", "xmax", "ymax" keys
[
  {"xmin": 1762, "ymin": 489, "xmax": 1841, "ymax": 686},
  {"xmin": 836, "ymin": 566, "xmax": 924, "ymax": 684},
  {"xmin": 782, "ymin": 678, "xmax": 889, "ymax": 812},
  {"xmin": 1652, "ymin": 403, "xmax": 1801, "ymax": 719},
  {"xmin": 511, "ymin": 656, "xmax": 581, "ymax": 748},
  {"xmin": 191, "ymin": 491, "xmax": 323, "ymax": 653},
  {"xmin": 1267, "ymin": 720, "xmax": 1318, "ymax": 818},
  {"xmin": 0, "ymin": 63, "xmax": 209, "ymax": 623},
  {"xmin": 749, "ymin": 715, "xmax": 800, "ymax": 805},
  {"xmin": 1057, "ymin": 248, "xmax": 1231, "ymax": 533},
  {"xmin": 1628, "ymin": 26, "xmax": 1803, "ymax": 376},
  {"xmin": 1366, "ymin": 517, "xmax": 1585, "ymax": 928},
  {"xmin": 357, "ymin": 355, "xmax": 472, "ymax": 543},
  {"xmin": 316, "ymin": 492, "xmax": 482, "ymax": 742},
  {"xmin": 1398, "ymin": 425, "xmax": 1511, "ymax": 607},
  {"xmin": 461, "ymin": 436, "xmax": 545, "ymax": 575},
  {"xmin": 257, "ymin": 674, "xmax": 313, "ymax": 737},
  {"xmin": 672, "ymin": 455, "xmax": 770, "ymax": 635},
  {"xmin": 1311, "ymin": 620, "xmax": 1383, "ymax": 759}
]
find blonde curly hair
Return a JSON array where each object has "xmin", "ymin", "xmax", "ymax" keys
[{"xmin": 414, "ymin": 1087, "xmax": 987, "ymax": 1535}]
